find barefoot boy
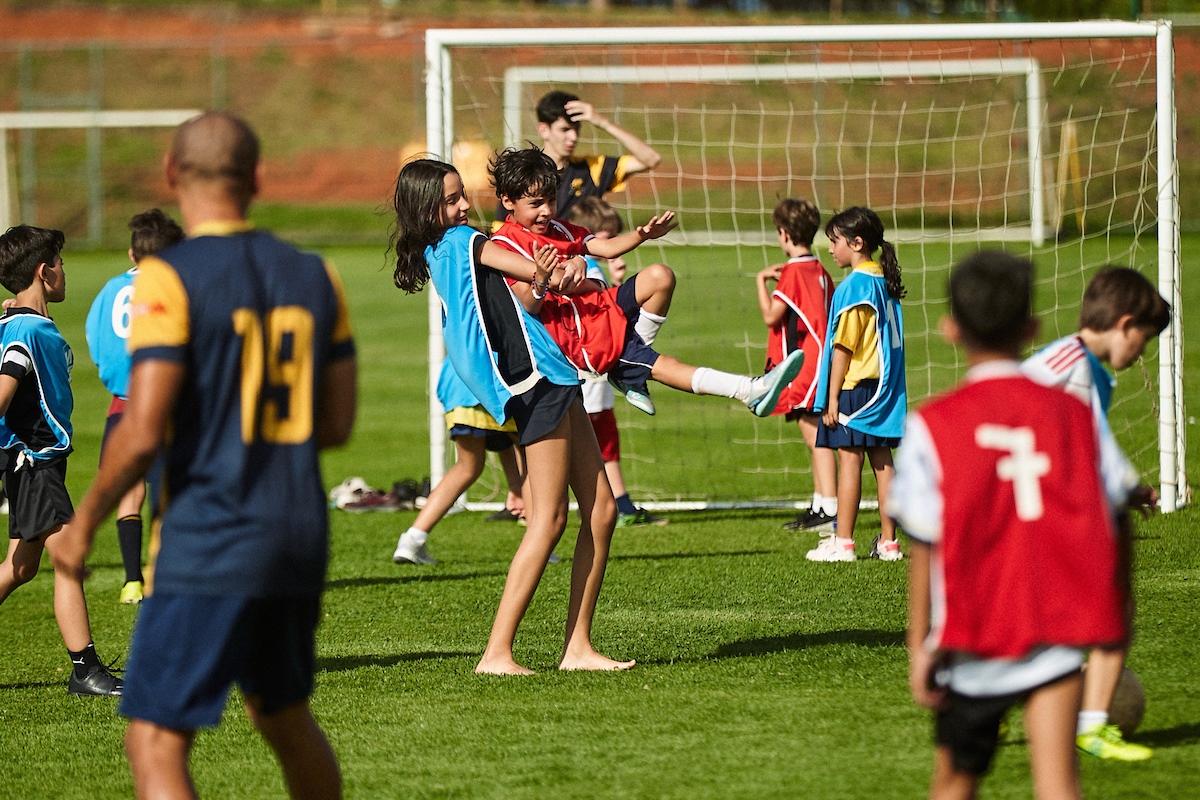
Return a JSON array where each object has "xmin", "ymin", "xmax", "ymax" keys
[
  {"xmin": 891, "ymin": 251, "xmax": 1137, "ymax": 798},
  {"xmin": 0, "ymin": 225, "xmax": 122, "ymax": 696},
  {"xmin": 1023, "ymin": 265, "xmax": 1169, "ymax": 762}
]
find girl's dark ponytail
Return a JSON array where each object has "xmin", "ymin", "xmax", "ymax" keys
[{"xmin": 879, "ymin": 240, "xmax": 906, "ymax": 300}]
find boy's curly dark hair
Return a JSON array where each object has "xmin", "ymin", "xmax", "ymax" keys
[
  {"xmin": 489, "ymin": 146, "xmax": 560, "ymax": 204},
  {"xmin": 536, "ymin": 90, "xmax": 579, "ymax": 127},
  {"xmin": 129, "ymin": 209, "xmax": 185, "ymax": 262},
  {"xmin": 1079, "ymin": 266, "xmax": 1171, "ymax": 335},
  {"xmin": 0, "ymin": 225, "xmax": 65, "ymax": 295}
]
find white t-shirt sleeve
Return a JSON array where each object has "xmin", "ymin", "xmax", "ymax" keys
[{"xmin": 888, "ymin": 411, "xmax": 943, "ymax": 544}]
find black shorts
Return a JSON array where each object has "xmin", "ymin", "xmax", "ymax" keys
[
  {"xmin": 7, "ymin": 458, "xmax": 73, "ymax": 541},
  {"xmin": 506, "ymin": 380, "xmax": 581, "ymax": 446},
  {"xmin": 120, "ymin": 593, "xmax": 321, "ymax": 730},
  {"xmin": 934, "ymin": 670, "xmax": 1077, "ymax": 776}
]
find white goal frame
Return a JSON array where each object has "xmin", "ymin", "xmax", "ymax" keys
[
  {"xmin": 0, "ymin": 109, "xmax": 201, "ymax": 234},
  {"xmin": 425, "ymin": 21, "xmax": 1184, "ymax": 512}
]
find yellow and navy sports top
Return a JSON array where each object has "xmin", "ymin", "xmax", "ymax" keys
[
  {"xmin": 129, "ymin": 222, "xmax": 355, "ymax": 598},
  {"xmin": 0, "ymin": 308, "xmax": 74, "ymax": 466}
]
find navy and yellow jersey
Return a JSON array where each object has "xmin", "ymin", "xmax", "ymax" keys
[
  {"xmin": 129, "ymin": 221, "xmax": 355, "ymax": 598},
  {"xmin": 0, "ymin": 308, "xmax": 74, "ymax": 465}
]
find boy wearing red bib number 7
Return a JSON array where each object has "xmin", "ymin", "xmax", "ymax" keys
[{"xmin": 891, "ymin": 251, "xmax": 1136, "ymax": 799}]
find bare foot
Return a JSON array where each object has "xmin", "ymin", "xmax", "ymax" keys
[
  {"xmin": 475, "ymin": 656, "xmax": 535, "ymax": 676},
  {"xmin": 558, "ymin": 651, "xmax": 637, "ymax": 671}
]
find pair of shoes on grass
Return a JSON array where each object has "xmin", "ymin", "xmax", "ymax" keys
[
  {"xmin": 804, "ymin": 534, "xmax": 904, "ymax": 563},
  {"xmin": 1077, "ymin": 724, "xmax": 1153, "ymax": 761},
  {"xmin": 68, "ymin": 663, "xmax": 123, "ymax": 697},
  {"xmin": 616, "ymin": 508, "xmax": 669, "ymax": 528}
]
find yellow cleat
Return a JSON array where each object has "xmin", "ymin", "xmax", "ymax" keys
[
  {"xmin": 120, "ymin": 580, "xmax": 144, "ymax": 605},
  {"xmin": 1077, "ymin": 724, "xmax": 1153, "ymax": 761}
]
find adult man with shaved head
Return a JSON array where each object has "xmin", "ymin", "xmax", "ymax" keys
[{"xmin": 64, "ymin": 111, "xmax": 357, "ymax": 800}]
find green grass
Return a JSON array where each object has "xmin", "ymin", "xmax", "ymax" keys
[{"xmin": 0, "ymin": 234, "xmax": 1197, "ymax": 797}]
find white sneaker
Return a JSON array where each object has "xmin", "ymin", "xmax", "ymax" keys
[
  {"xmin": 806, "ymin": 535, "xmax": 856, "ymax": 562},
  {"xmin": 747, "ymin": 350, "xmax": 804, "ymax": 417},
  {"xmin": 869, "ymin": 534, "xmax": 903, "ymax": 561},
  {"xmin": 393, "ymin": 532, "xmax": 437, "ymax": 565}
]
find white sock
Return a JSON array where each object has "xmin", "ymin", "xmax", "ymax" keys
[
  {"xmin": 691, "ymin": 367, "xmax": 753, "ymax": 402},
  {"xmin": 811, "ymin": 493, "xmax": 823, "ymax": 512},
  {"xmin": 1078, "ymin": 710, "xmax": 1108, "ymax": 735},
  {"xmin": 405, "ymin": 527, "xmax": 428, "ymax": 546},
  {"xmin": 821, "ymin": 497, "xmax": 838, "ymax": 516},
  {"xmin": 635, "ymin": 309, "xmax": 667, "ymax": 346}
]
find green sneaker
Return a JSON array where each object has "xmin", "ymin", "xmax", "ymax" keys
[
  {"xmin": 120, "ymin": 580, "xmax": 144, "ymax": 605},
  {"xmin": 1077, "ymin": 724, "xmax": 1153, "ymax": 761},
  {"xmin": 616, "ymin": 508, "xmax": 669, "ymax": 528}
]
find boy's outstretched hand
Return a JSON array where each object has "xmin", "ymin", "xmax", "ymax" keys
[{"xmin": 637, "ymin": 212, "xmax": 678, "ymax": 240}]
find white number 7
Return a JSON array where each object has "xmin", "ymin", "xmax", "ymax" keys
[{"xmin": 975, "ymin": 424, "xmax": 1051, "ymax": 521}]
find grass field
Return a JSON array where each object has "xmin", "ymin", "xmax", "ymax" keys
[{"xmin": 0, "ymin": 233, "xmax": 1196, "ymax": 797}]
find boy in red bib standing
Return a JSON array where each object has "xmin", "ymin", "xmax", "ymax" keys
[{"xmin": 892, "ymin": 251, "xmax": 1136, "ymax": 799}]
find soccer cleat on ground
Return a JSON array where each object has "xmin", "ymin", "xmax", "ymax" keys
[
  {"xmin": 68, "ymin": 664, "xmax": 123, "ymax": 697},
  {"xmin": 119, "ymin": 580, "xmax": 144, "ymax": 604},
  {"xmin": 869, "ymin": 534, "xmax": 904, "ymax": 561},
  {"xmin": 1077, "ymin": 724, "xmax": 1153, "ymax": 761},
  {"xmin": 392, "ymin": 532, "xmax": 437, "ymax": 565},
  {"xmin": 609, "ymin": 375, "xmax": 656, "ymax": 416},
  {"xmin": 616, "ymin": 508, "xmax": 670, "ymax": 528},
  {"xmin": 486, "ymin": 508, "xmax": 522, "ymax": 523},
  {"xmin": 747, "ymin": 350, "xmax": 805, "ymax": 417},
  {"xmin": 783, "ymin": 509, "xmax": 836, "ymax": 532},
  {"xmin": 806, "ymin": 535, "xmax": 857, "ymax": 562}
]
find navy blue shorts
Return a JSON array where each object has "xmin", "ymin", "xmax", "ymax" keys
[
  {"xmin": 119, "ymin": 593, "xmax": 321, "ymax": 730},
  {"xmin": 608, "ymin": 276, "xmax": 660, "ymax": 391},
  {"xmin": 816, "ymin": 380, "xmax": 901, "ymax": 449},
  {"xmin": 449, "ymin": 425, "xmax": 517, "ymax": 452},
  {"xmin": 102, "ymin": 408, "xmax": 165, "ymax": 518}
]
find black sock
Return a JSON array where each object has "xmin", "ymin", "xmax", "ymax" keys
[
  {"xmin": 116, "ymin": 516, "xmax": 144, "ymax": 584},
  {"xmin": 68, "ymin": 642, "xmax": 100, "ymax": 679},
  {"xmin": 615, "ymin": 493, "xmax": 638, "ymax": 516}
]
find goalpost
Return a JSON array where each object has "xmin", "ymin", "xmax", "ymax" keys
[{"xmin": 425, "ymin": 21, "xmax": 1184, "ymax": 512}]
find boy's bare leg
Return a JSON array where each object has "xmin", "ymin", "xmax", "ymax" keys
[
  {"xmin": 125, "ymin": 720, "xmax": 198, "ymax": 800},
  {"xmin": 835, "ymin": 447, "xmax": 865, "ymax": 543},
  {"xmin": 245, "ymin": 697, "xmax": 342, "ymax": 800},
  {"xmin": 42, "ymin": 524, "xmax": 94, "ymax": 651},
  {"xmin": 631, "ymin": 263, "xmax": 676, "ymax": 316},
  {"xmin": 649, "ymin": 355, "xmax": 698, "ymax": 392},
  {"xmin": 559, "ymin": 401, "xmax": 632, "ymax": 671},
  {"xmin": 1025, "ymin": 672, "xmax": 1084, "ymax": 800},
  {"xmin": 0, "ymin": 536, "xmax": 43, "ymax": 604},
  {"xmin": 799, "ymin": 414, "xmax": 837, "ymax": 499},
  {"xmin": 476, "ymin": 415, "xmax": 572, "ymax": 676},
  {"xmin": 1081, "ymin": 647, "xmax": 1126, "ymax": 720},
  {"xmin": 930, "ymin": 746, "xmax": 980, "ymax": 800},
  {"xmin": 604, "ymin": 460, "xmax": 627, "ymax": 498},
  {"xmin": 411, "ymin": 438, "xmax": 485, "ymax": 532},
  {"xmin": 867, "ymin": 446, "xmax": 898, "ymax": 543}
]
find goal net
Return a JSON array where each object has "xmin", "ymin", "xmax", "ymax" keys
[{"xmin": 425, "ymin": 21, "xmax": 1184, "ymax": 512}]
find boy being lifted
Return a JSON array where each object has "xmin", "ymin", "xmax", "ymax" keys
[{"xmin": 490, "ymin": 146, "xmax": 801, "ymax": 419}]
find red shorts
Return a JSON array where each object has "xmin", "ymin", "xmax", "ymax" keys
[{"xmin": 587, "ymin": 408, "xmax": 620, "ymax": 462}]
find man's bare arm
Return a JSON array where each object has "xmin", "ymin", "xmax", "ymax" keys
[{"xmin": 317, "ymin": 357, "xmax": 357, "ymax": 449}]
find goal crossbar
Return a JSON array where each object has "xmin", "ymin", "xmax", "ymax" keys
[{"xmin": 0, "ymin": 109, "xmax": 200, "ymax": 233}]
